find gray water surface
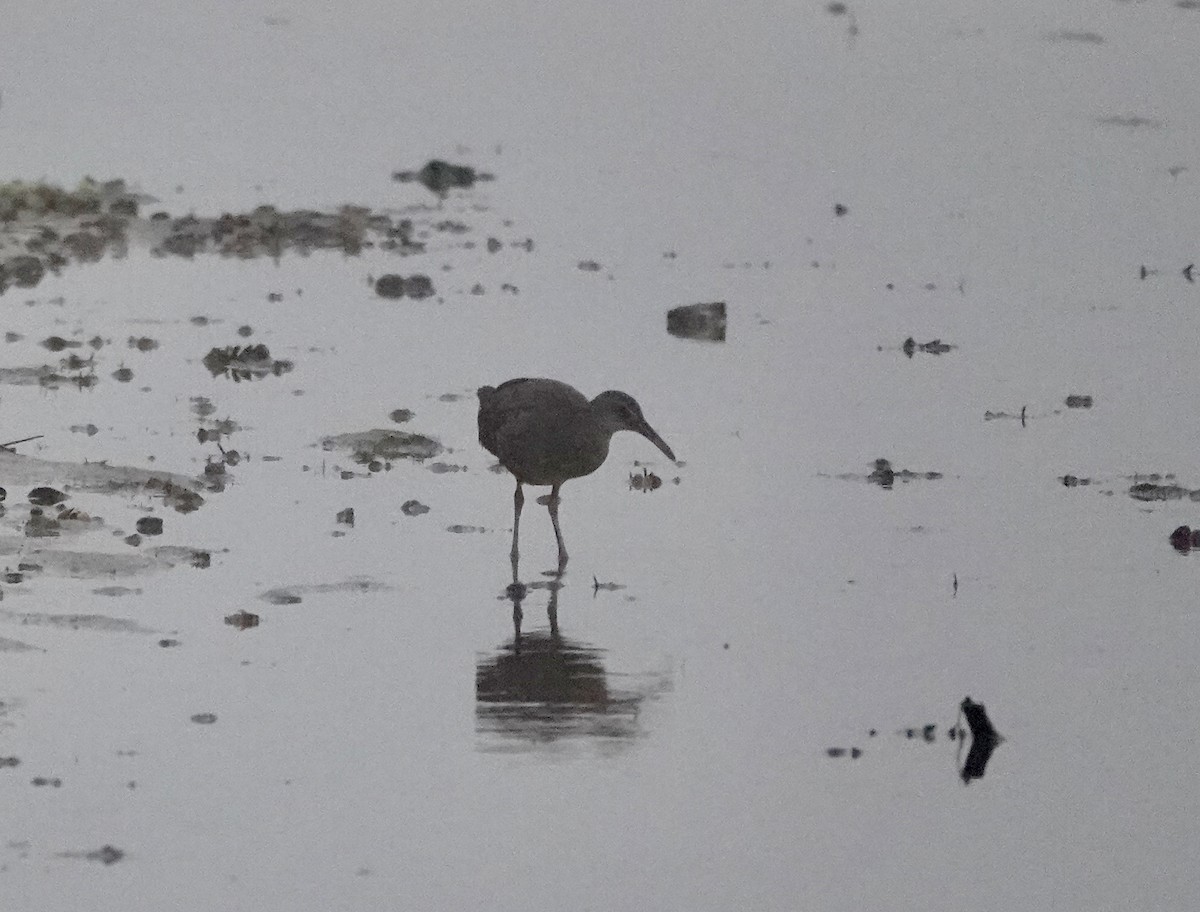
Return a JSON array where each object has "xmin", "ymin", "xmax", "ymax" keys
[{"xmin": 1, "ymin": 1, "xmax": 1198, "ymax": 909}]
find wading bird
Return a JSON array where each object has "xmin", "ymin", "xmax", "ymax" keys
[{"xmin": 478, "ymin": 378, "xmax": 675, "ymax": 575}]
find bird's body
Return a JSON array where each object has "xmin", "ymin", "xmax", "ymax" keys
[
  {"xmin": 479, "ymin": 379, "xmax": 612, "ymax": 485},
  {"xmin": 478, "ymin": 378, "xmax": 675, "ymax": 573}
]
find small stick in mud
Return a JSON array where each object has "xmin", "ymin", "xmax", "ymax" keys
[{"xmin": 0, "ymin": 434, "xmax": 44, "ymax": 451}]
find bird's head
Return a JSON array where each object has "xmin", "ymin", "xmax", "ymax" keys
[{"xmin": 591, "ymin": 390, "xmax": 676, "ymax": 462}]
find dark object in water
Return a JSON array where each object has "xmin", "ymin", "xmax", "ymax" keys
[
  {"xmin": 135, "ymin": 516, "xmax": 163, "ymax": 536},
  {"xmin": 667, "ymin": 302, "xmax": 726, "ymax": 342},
  {"xmin": 375, "ymin": 273, "xmax": 435, "ymax": 299},
  {"xmin": 959, "ymin": 696, "xmax": 1002, "ymax": 784},
  {"xmin": 203, "ymin": 344, "xmax": 293, "ymax": 381},
  {"xmin": 336, "ymin": 507, "xmax": 355, "ymax": 526},
  {"xmin": 1169, "ymin": 525, "xmax": 1200, "ymax": 554},
  {"xmin": 1060, "ymin": 474, "xmax": 1091, "ymax": 487},
  {"xmin": 1130, "ymin": 481, "xmax": 1198, "ymax": 502},
  {"xmin": 1065, "ymin": 394, "xmax": 1093, "ymax": 409},
  {"xmin": 902, "ymin": 337, "xmax": 953, "ymax": 358},
  {"xmin": 28, "ymin": 486, "xmax": 67, "ymax": 506},
  {"xmin": 224, "ymin": 610, "xmax": 260, "ymax": 630},
  {"xmin": 392, "ymin": 160, "xmax": 492, "ymax": 195}
]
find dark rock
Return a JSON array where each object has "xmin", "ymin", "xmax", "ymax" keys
[
  {"xmin": 136, "ymin": 516, "xmax": 163, "ymax": 536},
  {"xmin": 667, "ymin": 302, "xmax": 726, "ymax": 342},
  {"xmin": 28, "ymin": 487, "xmax": 67, "ymax": 506}
]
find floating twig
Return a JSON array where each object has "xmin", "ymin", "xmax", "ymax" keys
[{"xmin": 0, "ymin": 434, "xmax": 44, "ymax": 450}]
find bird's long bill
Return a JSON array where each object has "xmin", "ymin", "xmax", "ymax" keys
[{"xmin": 636, "ymin": 420, "xmax": 676, "ymax": 462}]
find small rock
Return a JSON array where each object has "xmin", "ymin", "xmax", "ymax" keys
[
  {"xmin": 135, "ymin": 517, "xmax": 163, "ymax": 536},
  {"xmin": 667, "ymin": 302, "xmax": 726, "ymax": 342},
  {"xmin": 224, "ymin": 610, "xmax": 260, "ymax": 630}
]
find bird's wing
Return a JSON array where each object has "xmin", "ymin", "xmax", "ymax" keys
[{"xmin": 477, "ymin": 379, "xmax": 588, "ymax": 461}]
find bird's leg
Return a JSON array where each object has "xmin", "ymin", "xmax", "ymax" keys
[
  {"xmin": 547, "ymin": 482, "xmax": 568, "ymax": 572},
  {"xmin": 510, "ymin": 481, "xmax": 524, "ymax": 583}
]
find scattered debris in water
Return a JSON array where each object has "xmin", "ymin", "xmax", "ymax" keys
[
  {"xmin": 825, "ymin": 747, "xmax": 863, "ymax": 758},
  {"xmin": 1060, "ymin": 474, "xmax": 1091, "ymax": 487},
  {"xmin": 93, "ymin": 586, "xmax": 142, "ymax": 597},
  {"xmin": 577, "ymin": 260, "xmax": 601, "ymax": 272},
  {"xmin": 900, "ymin": 337, "xmax": 953, "ymax": 357},
  {"xmin": 0, "ymin": 607, "xmax": 155, "ymax": 634},
  {"xmin": 446, "ymin": 524, "xmax": 485, "ymax": 533},
  {"xmin": 592, "ymin": 576, "xmax": 625, "ymax": 593},
  {"xmin": 402, "ymin": 500, "xmax": 430, "ymax": 516},
  {"xmin": 389, "ymin": 408, "xmax": 414, "ymax": 423},
  {"xmin": 190, "ymin": 713, "xmax": 217, "ymax": 725},
  {"xmin": 392, "ymin": 160, "xmax": 493, "ymax": 196},
  {"xmin": 374, "ymin": 273, "xmax": 436, "ymax": 299},
  {"xmin": 32, "ymin": 776, "xmax": 63, "ymax": 787},
  {"xmin": 1129, "ymin": 481, "xmax": 1200, "ymax": 502},
  {"xmin": 1064, "ymin": 394, "xmax": 1093, "ymax": 409},
  {"xmin": 55, "ymin": 845, "xmax": 125, "ymax": 865},
  {"xmin": 832, "ymin": 458, "xmax": 943, "ymax": 489},
  {"xmin": 1169, "ymin": 525, "xmax": 1200, "ymax": 554},
  {"xmin": 258, "ymin": 577, "xmax": 389, "ymax": 605},
  {"xmin": 628, "ymin": 468, "xmax": 662, "ymax": 492},
  {"xmin": 224, "ymin": 610, "xmax": 260, "ymax": 630},
  {"xmin": 667, "ymin": 302, "xmax": 726, "ymax": 342},
  {"xmin": 958, "ymin": 696, "xmax": 1002, "ymax": 783},
  {"xmin": 203, "ymin": 343, "xmax": 294, "ymax": 381},
  {"xmin": 321, "ymin": 428, "xmax": 442, "ymax": 463},
  {"xmin": 41, "ymin": 335, "xmax": 82, "ymax": 352},
  {"xmin": 336, "ymin": 507, "xmax": 355, "ymax": 526},
  {"xmin": 128, "ymin": 336, "xmax": 159, "ymax": 352}
]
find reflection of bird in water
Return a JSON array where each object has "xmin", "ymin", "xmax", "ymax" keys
[
  {"xmin": 475, "ymin": 582, "xmax": 668, "ymax": 751},
  {"xmin": 477, "ymin": 378, "xmax": 675, "ymax": 576}
]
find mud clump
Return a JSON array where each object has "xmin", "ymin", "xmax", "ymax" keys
[
  {"xmin": 667, "ymin": 302, "xmax": 726, "ymax": 342},
  {"xmin": 392, "ymin": 160, "xmax": 494, "ymax": 196},
  {"xmin": 901, "ymin": 337, "xmax": 954, "ymax": 357},
  {"xmin": 136, "ymin": 516, "xmax": 163, "ymax": 536},
  {"xmin": 375, "ymin": 273, "xmax": 435, "ymax": 299},
  {"xmin": 224, "ymin": 610, "xmax": 260, "ymax": 630},
  {"xmin": 1170, "ymin": 525, "xmax": 1200, "ymax": 553},
  {"xmin": 843, "ymin": 458, "xmax": 943, "ymax": 489},
  {"xmin": 203, "ymin": 344, "xmax": 294, "ymax": 381},
  {"xmin": 1129, "ymin": 481, "xmax": 1200, "ymax": 502},
  {"xmin": 321, "ymin": 428, "xmax": 442, "ymax": 463},
  {"xmin": 28, "ymin": 487, "xmax": 67, "ymax": 506}
]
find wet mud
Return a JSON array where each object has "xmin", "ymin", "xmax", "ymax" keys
[
  {"xmin": 320, "ymin": 429, "xmax": 443, "ymax": 466},
  {"xmin": 833, "ymin": 458, "xmax": 943, "ymax": 488},
  {"xmin": 258, "ymin": 578, "xmax": 389, "ymax": 605}
]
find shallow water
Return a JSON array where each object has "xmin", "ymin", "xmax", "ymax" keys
[{"xmin": 1, "ymin": 1, "xmax": 1199, "ymax": 909}]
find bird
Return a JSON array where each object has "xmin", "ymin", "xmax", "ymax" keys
[{"xmin": 478, "ymin": 378, "xmax": 675, "ymax": 575}]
